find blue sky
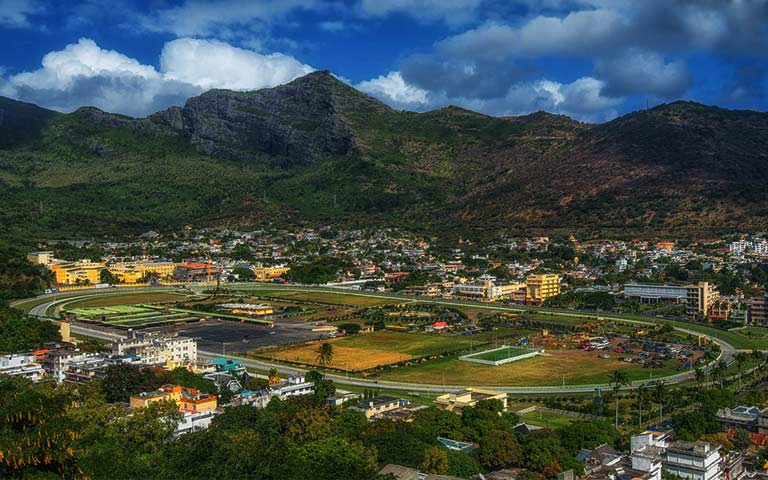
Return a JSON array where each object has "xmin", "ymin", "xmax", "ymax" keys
[{"xmin": 1, "ymin": 0, "xmax": 767, "ymax": 121}]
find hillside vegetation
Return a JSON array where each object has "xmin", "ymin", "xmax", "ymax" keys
[{"xmin": 1, "ymin": 71, "xmax": 767, "ymax": 240}]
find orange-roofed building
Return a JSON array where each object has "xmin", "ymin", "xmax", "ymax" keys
[{"xmin": 129, "ymin": 384, "xmax": 217, "ymax": 413}]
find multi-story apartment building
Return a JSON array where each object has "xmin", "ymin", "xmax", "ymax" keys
[
  {"xmin": 663, "ymin": 441, "xmax": 721, "ymax": 480},
  {"xmin": 686, "ymin": 282, "xmax": 719, "ymax": 320},
  {"xmin": 130, "ymin": 385, "xmax": 219, "ymax": 435},
  {"xmin": 110, "ymin": 331, "xmax": 196, "ymax": 368},
  {"xmin": 525, "ymin": 274, "xmax": 561, "ymax": 304},
  {"xmin": 0, "ymin": 354, "xmax": 45, "ymax": 382},
  {"xmin": 748, "ymin": 296, "xmax": 768, "ymax": 325}
]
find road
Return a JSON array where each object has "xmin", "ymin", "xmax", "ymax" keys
[{"xmin": 17, "ymin": 285, "xmax": 743, "ymax": 394}]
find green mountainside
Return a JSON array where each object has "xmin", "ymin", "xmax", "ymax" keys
[{"xmin": 1, "ymin": 70, "xmax": 767, "ymax": 240}]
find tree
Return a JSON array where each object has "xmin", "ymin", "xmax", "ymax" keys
[
  {"xmin": 268, "ymin": 368, "xmax": 280, "ymax": 385},
  {"xmin": 654, "ymin": 381, "xmax": 668, "ymax": 423},
  {"xmin": 608, "ymin": 370, "xmax": 630, "ymax": 428},
  {"xmin": 100, "ymin": 268, "xmax": 119, "ymax": 285},
  {"xmin": 291, "ymin": 436, "xmax": 379, "ymax": 480},
  {"xmin": 420, "ymin": 446, "xmax": 449, "ymax": 475},
  {"xmin": 735, "ymin": 352, "xmax": 749, "ymax": 390},
  {"xmin": 479, "ymin": 431, "xmax": 522, "ymax": 470},
  {"xmin": 315, "ymin": 343, "xmax": 334, "ymax": 373},
  {"xmin": 231, "ymin": 266, "xmax": 255, "ymax": 281}
]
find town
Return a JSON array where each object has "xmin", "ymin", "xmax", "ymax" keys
[{"xmin": 1, "ymin": 226, "xmax": 767, "ymax": 479}]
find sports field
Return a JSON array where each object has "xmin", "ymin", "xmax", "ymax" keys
[
  {"xmin": 62, "ymin": 292, "xmax": 186, "ymax": 309},
  {"xmin": 255, "ymin": 328, "xmax": 533, "ymax": 371},
  {"xmin": 468, "ymin": 346, "xmax": 535, "ymax": 362},
  {"xmin": 378, "ymin": 348, "xmax": 681, "ymax": 386},
  {"xmin": 65, "ymin": 304, "xmax": 201, "ymax": 328}
]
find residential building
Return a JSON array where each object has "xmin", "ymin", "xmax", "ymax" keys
[
  {"xmin": 758, "ymin": 408, "xmax": 768, "ymax": 435},
  {"xmin": 525, "ymin": 274, "xmax": 561, "ymax": 304},
  {"xmin": 42, "ymin": 350, "xmax": 103, "ymax": 382},
  {"xmin": 663, "ymin": 441, "xmax": 721, "ymax": 480},
  {"xmin": 435, "ymin": 388, "xmax": 508, "ymax": 415},
  {"xmin": 378, "ymin": 464, "xmax": 464, "ymax": 480},
  {"xmin": 0, "ymin": 354, "xmax": 45, "ymax": 382},
  {"xmin": 716, "ymin": 406, "xmax": 761, "ymax": 432},
  {"xmin": 351, "ymin": 396, "xmax": 409, "ymax": 420},
  {"xmin": 748, "ymin": 296, "xmax": 768, "ymax": 325},
  {"xmin": 110, "ymin": 331, "xmax": 196, "ymax": 368},
  {"xmin": 686, "ymin": 282, "xmax": 719, "ymax": 320},
  {"xmin": 270, "ymin": 375, "xmax": 315, "ymax": 399},
  {"xmin": 230, "ymin": 389, "xmax": 272, "ymax": 408},
  {"xmin": 624, "ymin": 283, "xmax": 688, "ymax": 303},
  {"xmin": 130, "ymin": 385, "xmax": 219, "ymax": 435},
  {"xmin": 26, "ymin": 251, "xmax": 54, "ymax": 266}
]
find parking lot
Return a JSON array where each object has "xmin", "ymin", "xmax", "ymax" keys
[{"xmin": 164, "ymin": 318, "xmax": 326, "ymax": 354}]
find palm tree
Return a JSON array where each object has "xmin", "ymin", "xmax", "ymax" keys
[
  {"xmin": 694, "ymin": 367, "xmax": 705, "ymax": 389},
  {"xmin": 637, "ymin": 383, "xmax": 647, "ymax": 427},
  {"xmin": 735, "ymin": 352, "xmax": 749, "ymax": 390},
  {"xmin": 315, "ymin": 343, "xmax": 334, "ymax": 375},
  {"xmin": 609, "ymin": 370, "xmax": 630, "ymax": 428},
  {"xmin": 654, "ymin": 381, "xmax": 667, "ymax": 423}
]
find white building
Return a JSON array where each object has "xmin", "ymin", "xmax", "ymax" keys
[
  {"xmin": 664, "ymin": 441, "xmax": 721, "ymax": 480},
  {"xmin": 271, "ymin": 375, "xmax": 315, "ymax": 399},
  {"xmin": 111, "ymin": 331, "xmax": 196, "ymax": 368},
  {"xmin": 177, "ymin": 410, "xmax": 221, "ymax": 435},
  {"xmin": 0, "ymin": 354, "xmax": 45, "ymax": 382}
]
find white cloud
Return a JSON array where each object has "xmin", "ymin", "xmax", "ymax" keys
[
  {"xmin": 357, "ymin": 69, "xmax": 621, "ymax": 121},
  {"xmin": 161, "ymin": 38, "xmax": 313, "ymax": 91},
  {"xmin": 356, "ymin": 71, "xmax": 429, "ymax": 108},
  {"xmin": 137, "ymin": 0, "xmax": 318, "ymax": 37},
  {"xmin": 0, "ymin": 0, "xmax": 41, "ymax": 28},
  {"xmin": 1, "ymin": 37, "xmax": 314, "ymax": 116},
  {"xmin": 318, "ymin": 20, "xmax": 347, "ymax": 32}
]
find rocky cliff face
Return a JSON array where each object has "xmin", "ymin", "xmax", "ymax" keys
[{"xmin": 149, "ymin": 70, "xmax": 379, "ymax": 166}]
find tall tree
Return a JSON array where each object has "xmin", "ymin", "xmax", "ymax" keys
[
  {"xmin": 608, "ymin": 370, "xmax": 630, "ymax": 428},
  {"xmin": 420, "ymin": 446, "xmax": 449, "ymax": 475},
  {"xmin": 315, "ymin": 343, "xmax": 334, "ymax": 375}
]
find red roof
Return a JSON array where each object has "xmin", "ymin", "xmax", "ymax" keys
[{"xmin": 432, "ymin": 321, "xmax": 447, "ymax": 328}]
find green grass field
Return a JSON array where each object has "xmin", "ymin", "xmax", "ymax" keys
[
  {"xmin": 467, "ymin": 346, "xmax": 536, "ymax": 362},
  {"xmin": 518, "ymin": 409, "xmax": 578, "ymax": 428},
  {"xmin": 257, "ymin": 328, "xmax": 534, "ymax": 371}
]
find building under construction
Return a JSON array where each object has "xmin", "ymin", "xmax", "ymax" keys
[{"xmin": 173, "ymin": 262, "xmax": 222, "ymax": 283}]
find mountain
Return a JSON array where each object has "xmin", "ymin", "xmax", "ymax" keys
[{"xmin": 1, "ymin": 70, "xmax": 767, "ymax": 240}]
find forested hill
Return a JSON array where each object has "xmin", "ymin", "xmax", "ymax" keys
[{"xmin": 1, "ymin": 70, "xmax": 767, "ymax": 240}]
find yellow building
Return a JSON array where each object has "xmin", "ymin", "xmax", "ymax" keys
[
  {"xmin": 51, "ymin": 261, "xmax": 106, "ymax": 285},
  {"xmin": 253, "ymin": 265, "xmax": 290, "ymax": 280},
  {"xmin": 129, "ymin": 384, "xmax": 217, "ymax": 413},
  {"xmin": 109, "ymin": 261, "xmax": 178, "ymax": 284},
  {"xmin": 525, "ymin": 274, "xmax": 561, "ymax": 305},
  {"xmin": 435, "ymin": 388, "xmax": 508, "ymax": 415},
  {"xmin": 686, "ymin": 281, "xmax": 719, "ymax": 320}
]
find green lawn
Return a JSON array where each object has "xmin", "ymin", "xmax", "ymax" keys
[
  {"xmin": 467, "ymin": 346, "xmax": 536, "ymax": 362},
  {"xmin": 518, "ymin": 409, "xmax": 578, "ymax": 428}
]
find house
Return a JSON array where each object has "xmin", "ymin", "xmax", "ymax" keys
[
  {"xmin": 351, "ymin": 396, "xmax": 409, "ymax": 420},
  {"xmin": 111, "ymin": 331, "xmax": 196, "ymax": 368},
  {"xmin": 663, "ymin": 441, "xmax": 721, "ymax": 480},
  {"xmin": 435, "ymin": 388, "xmax": 508, "ymax": 414},
  {"xmin": 203, "ymin": 371, "xmax": 242, "ymax": 393},
  {"xmin": 0, "ymin": 354, "xmax": 45, "ymax": 382},
  {"xmin": 759, "ymin": 408, "xmax": 768, "ymax": 435},
  {"xmin": 377, "ymin": 464, "xmax": 464, "ymax": 480},
  {"xmin": 129, "ymin": 384, "xmax": 220, "ymax": 434},
  {"xmin": 716, "ymin": 406, "xmax": 761, "ymax": 432},
  {"xmin": 270, "ymin": 375, "xmax": 315, "ymax": 399},
  {"xmin": 230, "ymin": 389, "xmax": 272, "ymax": 408}
]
